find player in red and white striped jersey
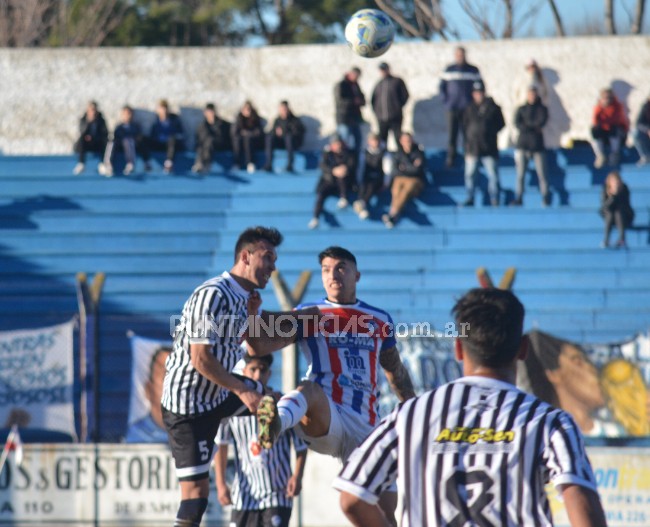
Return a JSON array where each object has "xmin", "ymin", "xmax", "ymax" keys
[
  {"xmin": 257, "ymin": 246, "xmax": 415, "ymax": 523},
  {"xmin": 335, "ymin": 288, "xmax": 607, "ymax": 527}
]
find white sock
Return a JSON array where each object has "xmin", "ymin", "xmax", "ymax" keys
[{"xmin": 277, "ymin": 390, "xmax": 308, "ymax": 432}]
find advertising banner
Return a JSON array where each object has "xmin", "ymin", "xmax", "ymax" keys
[{"xmin": 0, "ymin": 321, "xmax": 76, "ymax": 439}]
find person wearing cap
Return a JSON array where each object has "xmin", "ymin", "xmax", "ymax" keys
[
  {"xmin": 439, "ymin": 46, "xmax": 482, "ymax": 167},
  {"xmin": 591, "ymin": 88, "xmax": 629, "ymax": 169},
  {"xmin": 308, "ymin": 134, "xmax": 356, "ymax": 229},
  {"xmin": 513, "ymin": 85, "xmax": 550, "ymax": 206},
  {"xmin": 192, "ymin": 103, "xmax": 232, "ymax": 174},
  {"xmin": 371, "ymin": 63, "xmax": 409, "ymax": 148},
  {"xmin": 462, "ymin": 81, "xmax": 505, "ymax": 207},
  {"xmin": 263, "ymin": 100, "xmax": 305, "ymax": 173},
  {"xmin": 146, "ymin": 99, "xmax": 185, "ymax": 174},
  {"xmin": 334, "ymin": 67, "xmax": 366, "ymax": 163}
]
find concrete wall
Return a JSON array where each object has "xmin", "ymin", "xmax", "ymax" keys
[{"xmin": 0, "ymin": 36, "xmax": 649, "ymax": 155}]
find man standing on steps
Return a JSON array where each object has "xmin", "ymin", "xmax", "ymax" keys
[
  {"xmin": 161, "ymin": 226, "xmax": 319, "ymax": 527},
  {"xmin": 257, "ymin": 246, "xmax": 415, "ymax": 525}
]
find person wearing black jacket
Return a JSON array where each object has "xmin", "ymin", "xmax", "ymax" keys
[
  {"xmin": 308, "ymin": 135, "xmax": 355, "ymax": 229},
  {"xmin": 263, "ymin": 101, "xmax": 305, "ymax": 173},
  {"xmin": 192, "ymin": 103, "xmax": 231, "ymax": 173},
  {"xmin": 513, "ymin": 86, "xmax": 550, "ymax": 206},
  {"xmin": 73, "ymin": 101, "xmax": 108, "ymax": 175},
  {"xmin": 600, "ymin": 171, "xmax": 634, "ymax": 248},
  {"xmin": 371, "ymin": 63, "xmax": 409, "ymax": 148},
  {"xmin": 633, "ymin": 94, "xmax": 650, "ymax": 166},
  {"xmin": 462, "ymin": 82, "xmax": 505, "ymax": 207},
  {"xmin": 334, "ymin": 67, "xmax": 366, "ymax": 160},
  {"xmin": 145, "ymin": 99, "xmax": 185, "ymax": 174},
  {"xmin": 231, "ymin": 100, "xmax": 265, "ymax": 173},
  {"xmin": 382, "ymin": 132, "xmax": 426, "ymax": 229}
]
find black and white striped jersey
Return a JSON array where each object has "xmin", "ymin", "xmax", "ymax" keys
[
  {"xmin": 334, "ymin": 376, "xmax": 598, "ymax": 527},
  {"xmin": 216, "ymin": 415, "xmax": 307, "ymax": 510},
  {"xmin": 162, "ymin": 272, "xmax": 250, "ymax": 415}
]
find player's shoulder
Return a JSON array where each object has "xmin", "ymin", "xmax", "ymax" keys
[
  {"xmin": 355, "ymin": 299, "xmax": 394, "ymax": 322},
  {"xmin": 295, "ymin": 300, "xmax": 326, "ymax": 310}
]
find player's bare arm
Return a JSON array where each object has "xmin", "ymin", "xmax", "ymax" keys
[
  {"xmin": 214, "ymin": 445, "xmax": 232, "ymax": 506},
  {"xmin": 340, "ymin": 493, "xmax": 391, "ymax": 527},
  {"xmin": 562, "ymin": 484, "xmax": 608, "ymax": 527},
  {"xmin": 246, "ymin": 305, "xmax": 321, "ymax": 356},
  {"xmin": 286, "ymin": 449, "xmax": 307, "ymax": 498},
  {"xmin": 190, "ymin": 343, "xmax": 262, "ymax": 412},
  {"xmin": 379, "ymin": 346, "xmax": 416, "ymax": 401}
]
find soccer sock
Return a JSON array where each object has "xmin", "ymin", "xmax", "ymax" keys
[
  {"xmin": 277, "ymin": 390, "xmax": 308, "ymax": 432},
  {"xmin": 174, "ymin": 498, "xmax": 208, "ymax": 527}
]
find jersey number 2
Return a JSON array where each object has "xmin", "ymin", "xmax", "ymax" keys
[{"xmin": 445, "ymin": 468, "xmax": 495, "ymax": 527}]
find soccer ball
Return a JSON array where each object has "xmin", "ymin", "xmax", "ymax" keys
[{"xmin": 345, "ymin": 9, "xmax": 395, "ymax": 58}]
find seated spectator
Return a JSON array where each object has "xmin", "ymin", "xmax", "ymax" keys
[
  {"xmin": 462, "ymin": 81, "xmax": 505, "ymax": 207},
  {"xmin": 353, "ymin": 132, "xmax": 392, "ymax": 220},
  {"xmin": 263, "ymin": 100, "xmax": 305, "ymax": 173},
  {"xmin": 381, "ymin": 132, "xmax": 426, "ymax": 229},
  {"xmin": 513, "ymin": 86, "xmax": 550, "ymax": 206},
  {"xmin": 308, "ymin": 135, "xmax": 355, "ymax": 229},
  {"xmin": 99, "ymin": 105, "xmax": 146, "ymax": 177},
  {"xmin": 73, "ymin": 101, "xmax": 108, "ymax": 175},
  {"xmin": 633, "ymin": 93, "xmax": 650, "ymax": 167},
  {"xmin": 231, "ymin": 100, "xmax": 264, "ymax": 173},
  {"xmin": 600, "ymin": 171, "xmax": 634, "ymax": 249},
  {"xmin": 192, "ymin": 103, "xmax": 231, "ymax": 173},
  {"xmin": 147, "ymin": 99, "xmax": 184, "ymax": 173},
  {"xmin": 591, "ymin": 88, "xmax": 629, "ymax": 169}
]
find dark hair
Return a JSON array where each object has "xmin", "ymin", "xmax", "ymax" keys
[
  {"xmin": 280, "ymin": 100, "xmax": 289, "ymax": 106},
  {"xmin": 351, "ymin": 66, "xmax": 361, "ymax": 75},
  {"xmin": 318, "ymin": 246, "xmax": 357, "ymax": 266},
  {"xmin": 122, "ymin": 105, "xmax": 133, "ymax": 113},
  {"xmin": 234, "ymin": 226, "xmax": 283, "ymax": 262},
  {"xmin": 243, "ymin": 352, "xmax": 273, "ymax": 366},
  {"xmin": 149, "ymin": 346, "xmax": 172, "ymax": 381},
  {"xmin": 452, "ymin": 288, "xmax": 525, "ymax": 368},
  {"xmin": 205, "ymin": 103, "xmax": 216, "ymax": 111}
]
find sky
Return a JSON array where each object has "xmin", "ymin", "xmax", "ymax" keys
[{"xmin": 441, "ymin": 0, "xmax": 647, "ymax": 40}]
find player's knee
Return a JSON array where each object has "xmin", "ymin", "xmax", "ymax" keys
[{"xmin": 175, "ymin": 498, "xmax": 208, "ymax": 526}]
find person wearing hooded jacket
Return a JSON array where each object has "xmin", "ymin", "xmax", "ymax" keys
[
  {"xmin": 462, "ymin": 81, "xmax": 505, "ymax": 207},
  {"xmin": 513, "ymin": 85, "xmax": 550, "ymax": 206}
]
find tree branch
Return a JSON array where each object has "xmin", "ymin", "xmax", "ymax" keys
[
  {"xmin": 605, "ymin": 0, "xmax": 616, "ymax": 34},
  {"xmin": 547, "ymin": 0, "xmax": 566, "ymax": 36},
  {"xmin": 632, "ymin": 0, "xmax": 646, "ymax": 34}
]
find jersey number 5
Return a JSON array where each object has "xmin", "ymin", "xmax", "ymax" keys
[
  {"xmin": 198, "ymin": 440, "xmax": 210, "ymax": 462},
  {"xmin": 445, "ymin": 468, "xmax": 495, "ymax": 527}
]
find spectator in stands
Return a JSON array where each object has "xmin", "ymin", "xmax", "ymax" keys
[
  {"xmin": 462, "ymin": 81, "xmax": 505, "ymax": 207},
  {"xmin": 633, "ymin": 93, "xmax": 650, "ymax": 167},
  {"xmin": 308, "ymin": 135, "xmax": 355, "ymax": 229},
  {"xmin": 591, "ymin": 88, "xmax": 629, "ymax": 169},
  {"xmin": 99, "ymin": 105, "xmax": 146, "ymax": 177},
  {"xmin": 192, "ymin": 103, "xmax": 231, "ymax": 174},
  {"xmin": 382, "ymin": 132, "xmax": 426, "ymax": 229},
  {"xmin": 125, "ymin": 346, "xmax": 171, "ymax": 443},
  {"xmin": 231, "ymin": 100, "xmax": 265, "ymax": 173},
  {"xmin": 371, "ymin": 62, "xmax": 409, "ymax": 148},
  {"xmin": 354, "ymin": 132, "xmax": 392, "ymax": 220},
  {"xmin": 146, "ymin": 99, "xmax": 184, "ymax": 174},
  {"xmin": 73, "ymin": 101, "xmax": 108, "ymax": 175},
  {"xmin": 513, "ymin": 58, "xmax": 548, "ymax": 105},
  {"xmin": 439, "ymin": 46, "xmax": 482, "ymax": 167},
  {"xmin": 334, "ymin": 67, "xmax": 366, "ymax": 161},
  {"xmin": 600, "ymin": 171, "xmax": 634, "ymax": 249},
  {"xmin": 263, "ymin": 100, "xmax": 305, "ymax": 173},
  {"xmin": 513, "ymin": 86, "xmax": 550, "ymax": 206}
]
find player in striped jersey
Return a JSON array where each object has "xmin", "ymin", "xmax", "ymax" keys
[
  {"xmin": 161, "ymin": 226, "xmax": 319, "ymax": 527},
  {"xmin": 257, "ymin": 246, "xmax": 415, "ymax": 523},
  {"xmin": 334, "ymin": 288, "xmax": 608, "ymax": 527},
  {"xmin": 215, "ymin": 351, "xmax": 307, "ymax": 527}
]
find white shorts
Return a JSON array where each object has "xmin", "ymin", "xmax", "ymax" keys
[{"xmin": 296, "ymin": 398, "xmax": 374, "ymax": 463}]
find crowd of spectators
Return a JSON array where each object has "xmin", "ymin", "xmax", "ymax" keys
[{"xmin": 73, "ymin": 46, "xmax": 644, "ymax": 241}]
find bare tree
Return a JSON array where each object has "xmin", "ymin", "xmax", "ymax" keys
[
  {"xmin": 547, "ymin": 0, "xmax": 565, "ymax": 36},
  {"xmin": 51, "ymin": 0, "xmax": 129, "ymax": 46},
  {"xmin": 457, "ymin": 0, "xmax": 545, "ymax": 39},
  {"xmin": 605, "ymin": 0, "xmax": 617, "ymax": 34},
  {"xmin": 374, "ymin": 0, "xmax": 450, "ymax": 40},
  {"xmin": 632, "ymin": 0, "xmax": 646, "ymax": 33},
  {"xmin": 0, "ymin": 0, "xmax": 57, "ymax": 46}
]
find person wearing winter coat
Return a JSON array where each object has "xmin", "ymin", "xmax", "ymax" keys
[
  {"xmin": 73, "ymin": 100, "xmax": 109, "ymax": 175},
  {"xmin": 263, "ymin": 100, "xmax": 305, "ymax": 173},
  {"xmin": 371, "ymin": 63, "xmax": 409, "ymax": 148},
  {"xmin": 591, "ymin": 88, "xmax": 629, "ymax": 169}
]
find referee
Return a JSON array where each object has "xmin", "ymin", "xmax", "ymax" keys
[
  {"xmin": 161, "ymin": 226, "xmax": 318, "ymax": 527},
  {"xmin": 334, "ymin": 288, "xmax": 608, "ymax": 527}
]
